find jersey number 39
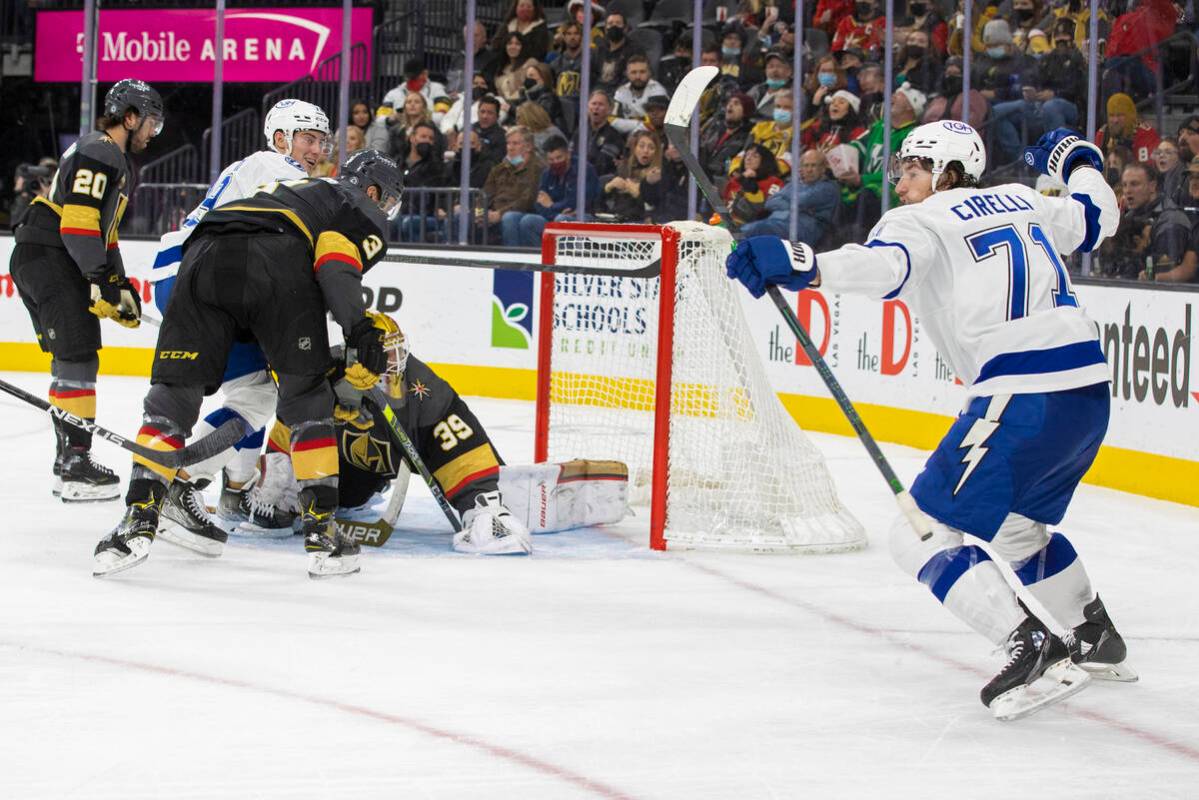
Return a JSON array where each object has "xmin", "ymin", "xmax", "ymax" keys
[{"xmin": 965, "ymin": 223, "xmax": 1078, "ymax": 321}]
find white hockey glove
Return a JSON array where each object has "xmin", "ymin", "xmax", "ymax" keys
[{"xmin": 454, "ymin": 490, "xmax": 533, "ymax": 555}]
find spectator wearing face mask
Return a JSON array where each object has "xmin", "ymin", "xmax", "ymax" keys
[
  {"xmin": 596, "ymin": 12, "xmax": 643, "ymax": 94},
  {"xmin": 1097, "ymin": 93, "xmax": 1162, "ymax": 166},
  {"xmin": 520, "ymin": 61, "xmax": 566, "ymax": 133},
  {"xmin": 491, "ymin": 0, "xmax": 550, "ymax": 62},
  {"xmin": 700, "ymin": 92, "xmax": 757, "ymax": 179},
  {"xmin": 921, "ymin": 57, "xmax": 988, "ymax": 129},
  {"xmin": 732, "ymin": 89, "xmax": 799, "ymax": 177},
  {"xmin": 749, "ymin": 50, "xmax": 794, "ymax": 120},
  {"xmin": 806, "ymin": 55, "xmax": 848, "ymax": 112},
  {"xmin": 501, "ymin": 135, "xmax": 597, "ymax": 246},
  {"xmin": 718, "ymin": 23, "xmax": 765, "ymax": 91},
  {"xmin": 832, "ymin": 0, "xmax": 887, "ymax": 56},
  {"xmin": 974, "ymin": 20, "xmax": 1036, "ymax": 111},
  {"xmin": 382, "ymin": 57, "xmax": 449, "ymax": 110},
  {"xmin": 896, "ymin": 0, "xmax": 948, "ymax": 56},
  {"xmin": 394, "ymin": 120, "xmax": 449, "ymax": 242},
  {"xmin": 894, "ymin": 29, "xmax": 941, "ymax": 95}
]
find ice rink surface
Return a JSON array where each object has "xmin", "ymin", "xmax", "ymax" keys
[{"xmin": 2, "ymin": 371, "xmax": 1197, "ymax": 799}]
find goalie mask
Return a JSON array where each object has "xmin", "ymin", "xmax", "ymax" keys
[
  {"xmin": 366, "ymin": 311, "xmax": 409, "ymax": 398},
  {"xmin": 263, "ymin": 99, "xmax": 332, "ymax": 158},
  {"xmin": 888, "ymin": 120, "xmax": 986, "ymax": 192}
]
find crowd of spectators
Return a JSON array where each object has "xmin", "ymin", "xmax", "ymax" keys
[{"xmin": 331, "ymin": 0, "xmax": 1196, "ymax": 283}]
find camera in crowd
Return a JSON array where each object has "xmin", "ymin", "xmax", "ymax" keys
[{"xmin": 15, "ymin": 162, "xmax": 53, "ymax": 197}]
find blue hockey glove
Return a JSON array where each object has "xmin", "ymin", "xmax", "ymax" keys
[
  {"xmin": 1023, "ymin": 128, "xmax": 1103, "ymax": 184},
  {"xmin": 725, "ymin": 236, "xmax": 818, "ymax": 299}
]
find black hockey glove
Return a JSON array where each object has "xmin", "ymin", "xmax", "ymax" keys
[
  {"xmin": 346, "ymin": 317, "xmax": 389, "ymax": 376},
  {"xmin": 88, "ymin": 270, "xmax": 141, "ymax": 328}
]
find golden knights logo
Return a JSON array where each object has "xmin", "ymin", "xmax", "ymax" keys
[{"xmin": 341, "ymin": 429, "xmax": 395, "ymax": 474}]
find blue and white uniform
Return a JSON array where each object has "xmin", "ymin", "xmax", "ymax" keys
[
  {"xmin": 150, "ymin": 150, "xmax": 308, "ymax": 486},
  {"xmin": 817, "ymin": 165, "xmax": 1118, "ymax": 643}
]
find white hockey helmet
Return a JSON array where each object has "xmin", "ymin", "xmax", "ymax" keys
[
  {"xmin": 891, "ymin": 120, "xmax": 986, "ymax": 192},
  {"xmin": 263, "ymin": 99, "xmax": 332, "ymax": 155}
]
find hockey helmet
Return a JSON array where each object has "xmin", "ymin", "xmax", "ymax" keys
[
  {"xmin": 890, "ymin": 120, "xmax": 986, "ymax": 192},
  {"xmin": 104, "ymin": 78, "xmax": 165, "ymax": 135},
  {"xmin": 264, "ymin": 99, "xmax": 332, "ymax": 156},
  {"xmin": 340, "ymin": 149, "xmax": 405, "ymax": 221}
]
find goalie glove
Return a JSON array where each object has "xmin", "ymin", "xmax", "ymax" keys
[
  {"xmin": 725, "ymin": 237, "xmax": 818, "ymax": 299},
  {"xmin": 1023, "ymin": 128, "xmax": 1103, "ymax": 184},
  {"xmin": 88, "ymin": 271, "xmax": 141, "ymax": 328},
  {"xmin": 453, "ymin": 491, "xmax": 532, "ymax": 555}
]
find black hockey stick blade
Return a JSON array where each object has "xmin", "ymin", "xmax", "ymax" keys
[
  {"xmin": 365, "ymin": 387, "xmax": 463, "ymax": 533},
  {"xmin": 0, "ymin": 376, "xmax": 249, "ymax": 469},
  {"xmin": 665, "ymin": 66, "xmax": 934, "ymax": 541}
]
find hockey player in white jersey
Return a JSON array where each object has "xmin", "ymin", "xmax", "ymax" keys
[
  {"xmin": 149, "ymin": 99, "xmax": 332, "ymax": 556},
  {"xmin": 727, "ymin": 123, "xmax": 1135, "ymax": 720}
]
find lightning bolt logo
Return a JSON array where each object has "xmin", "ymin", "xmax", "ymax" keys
[{"xmin": 953, "ymin": 395, "xmax": 1012, "ymax": 496}]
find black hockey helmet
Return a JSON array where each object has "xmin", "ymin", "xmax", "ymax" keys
[
  {"xmin": 339, "ymin": 149, "xmax": 404, "ymax": 220},
  {"xmin": 104, "ymin": 78, "xmax": 165, "ymax": 135}
]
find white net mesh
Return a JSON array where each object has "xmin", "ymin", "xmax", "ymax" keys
[{"xmin": 543, "ymin": 221, "xmax": 866, "ymax": 553}]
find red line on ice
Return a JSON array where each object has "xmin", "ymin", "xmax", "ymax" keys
[{"xmin": 8, "ymin": 642, "xmax": 640, "ymax": 800}]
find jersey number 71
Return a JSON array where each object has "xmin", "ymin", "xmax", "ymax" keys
[{"xmin": 965, "ymin": 223, "xmax": 1078, "ymax": 320}]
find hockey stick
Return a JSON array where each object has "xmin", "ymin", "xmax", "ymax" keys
[
  {"xmin": 0, "ymin": 376, "xmax": 251, "ymax": 469},
  {"xmin": 364, "ymin": 386, "xmax": 463, "ymax": 533},
  {"xmin": 664, "ymin": 66, "xmax": 933, "ymax": 541},
  {"xmin": 335, "ymin": 466, "xmax": 410, "ymax": 547}
]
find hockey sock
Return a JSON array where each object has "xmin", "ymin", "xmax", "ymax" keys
[
  {"xmin": 49, "ymin": 356, "xmax": 99, "ymax": 450},
  {"xmin": 132, "ymin": 415, "xmax": 188, "ymax": 483},
  {"xmin": 1011, "ymin": 532, "xmax": 1094, "ymax": 629},
  {"xmin": 289, "ymin": 419, "xmax": 338, "ymax": 491},
  {"xmin": 226, "ymin": 427, "xmax": 266, "ymax": 485},
  {"xmin": 918, "ymin": 545, "xmax": 1027, "ymax": 645}
]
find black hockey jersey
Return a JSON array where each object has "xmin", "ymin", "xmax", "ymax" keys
[
  {"xmin": 196, "ymin": 177, "xmax": 389, "ymax": 333},
  {"xmin": 15, "ymin": 131, "xmax": 132, "ymax": 280}
]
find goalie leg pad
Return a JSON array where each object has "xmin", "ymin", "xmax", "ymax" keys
[{"xmin": 497, "ymin": 460, "xmax": 631, "ymax": 533}]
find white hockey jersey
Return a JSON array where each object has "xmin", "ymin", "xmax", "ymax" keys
[
  {"xmin": 817, "ymin": 167, "xmax": 1119, "ymax": 399},
  {"xmin": 150, "ymin": 150, "xmax": 308, "ymax": 281}
]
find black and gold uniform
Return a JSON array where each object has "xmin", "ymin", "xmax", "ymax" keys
[
  {"xmin": 97, "ymin": 150, "xmax": 405, "ymax": 580},
  {"xmin": 336, "ymin": 355, "xmax": 503, "ymax": 514},
  {"xmin": 10, "ymin": 78, "xmax": 162, "ymax": 503}
]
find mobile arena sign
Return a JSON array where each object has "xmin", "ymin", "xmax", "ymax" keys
[{"xmin": 35, "ymin": 7, "xmax": 372, "ymax": 83}]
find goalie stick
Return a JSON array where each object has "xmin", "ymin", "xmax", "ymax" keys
[
  {"xmin": 663, "ymin": 65, "xmax": 933, "ymax": 542},
  {"xmin": 365, "ymin": 386, "xmax": 463, "ymax": 533},
  {"xmin": 0, "ymin": 376, "xmax": 250, "ymax": 469}
]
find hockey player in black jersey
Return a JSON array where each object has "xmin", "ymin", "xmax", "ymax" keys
[
  {"xmin": 93, "ymin": 150, "xmax": 405, "ymax": 579},
  {"xmin": 9, "ymin": 78, "xmax": 163, "ymax": 502}
]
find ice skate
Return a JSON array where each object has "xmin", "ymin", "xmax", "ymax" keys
[
  {"xmin": 93, "ymin": 482, "xmax": 165, "ymax": 577},
  {"xmin": 215, "ymin": 469, "xmax": 256, "ymax": 528},
  {"xmin": 453, "ymin": 491, "xmax": 532, "ymax": 555},
  {"xmin": 982, "ymin": 614, "xmax": 1091, "ymax": 721},
  {"xmin": 1070, "ymin": 595, "xmax": 1138, "ymax": 682},
  {"xmin": 156, "ymin": 479, "xmax": 228, "ymax": 557},
  {"xmin": 302, "ymin": 500, "xmax": 361, "ymax": 579},
  {"xmin": 233, "ymin": 452, "xmax": 298, "ymax": 538},
  {"xmin": 58, "ymin": 446, "xmax": 121, "ymax": 503}
]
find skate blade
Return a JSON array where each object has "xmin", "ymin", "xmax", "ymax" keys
[
  {"xmin": 991, "ymin": 659, "xmax": 1092, "ymax": 721},
  {"xmin": 93, "ymin": 546, "xmax": 150, "ymax": 578},
  {"xmin": 61, "ymin": 484, "xmax": 122, "ymax": 503},
  {"xmin": 52, "ymin": 477, "xmax": 63, "ymax": 498},
  {"xmin": 1079, "ymin": 661, "xmax": 1139, "ymax": 682},
  {"xmin": 233, "ymin": 523, "xmax": 295, "ymax": 539},
  {"xmin": 307, "ymin": 553, "xmax": 361, "ymax": 579},
  {"xmin": 156, "ymin": 524, "xmax": 225, "ymax": 558},
  {"xmin": 452, "ymin": 534, "xmax": 534, "ymax": 556}
]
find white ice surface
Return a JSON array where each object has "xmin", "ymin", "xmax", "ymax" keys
[{"xmin": 1, "ymin": 371, "xmax": 1197, "ymax": 799}]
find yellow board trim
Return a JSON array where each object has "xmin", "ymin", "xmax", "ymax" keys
[{"xmin": 1, "ymin": 343, "xmax": 1194, "ymax": 508}]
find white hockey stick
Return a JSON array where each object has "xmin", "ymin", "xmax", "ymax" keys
[{"xmin": 664, "ymin": 66, "xmax": 933, "ymax": 542}]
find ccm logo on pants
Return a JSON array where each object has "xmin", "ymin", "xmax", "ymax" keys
[{"xmin": 159, "ymin": 350, "xmax": 199, "ymax": 360}]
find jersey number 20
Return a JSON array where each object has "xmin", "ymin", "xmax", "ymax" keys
[{"xmin": 965, "ymin": 223, "xmax": 1078, "ymax": 320}]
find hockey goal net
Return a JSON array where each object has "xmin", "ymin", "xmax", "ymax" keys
[{"xmin": 535, "ymin": 221, "xmax": 865, "ymax": 553}]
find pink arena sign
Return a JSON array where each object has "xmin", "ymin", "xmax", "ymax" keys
[{"xmin": 35, "ymin": 7, "xmax": 372, "ymax": 83}]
